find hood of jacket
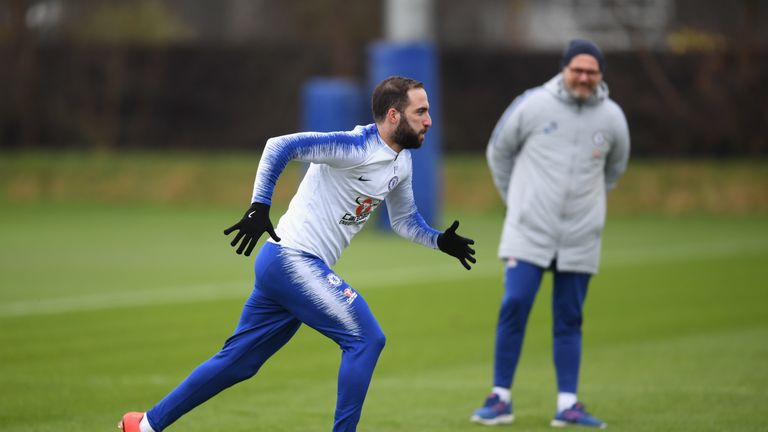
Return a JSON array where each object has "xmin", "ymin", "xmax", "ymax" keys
[{"xmin": 543, "ymin": 73, "xmax": 609, "ymax": 107}]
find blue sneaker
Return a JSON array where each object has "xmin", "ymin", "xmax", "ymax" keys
[
  {"xmin": 470, "ymin": 393, "xmax": 514, "ymax": 425},
  {"xmin": 550, "ymin": 402, "xmax": 606, "ymax": 428}
]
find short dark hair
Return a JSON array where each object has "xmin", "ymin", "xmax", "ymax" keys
[{"xmin": 371, "ymin": 76, "xmax": 424, "ymax": 122}]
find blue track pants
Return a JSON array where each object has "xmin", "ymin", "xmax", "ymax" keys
[
  {"xmin": 493, "ymin": 259, "xmax": 590, "ymax": 394},
  {"xmin": 146, "ymin": 242, "xmax": 385, "ymax": 431}
]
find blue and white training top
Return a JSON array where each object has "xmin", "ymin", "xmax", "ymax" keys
[{"xmin": 251, "ymin": 123, "xmax": 439, "ymax": 266}]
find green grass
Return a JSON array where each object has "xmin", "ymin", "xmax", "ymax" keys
[{"xmin": 1, "ymin": 203, "xmax": 767, "ymax": 431}]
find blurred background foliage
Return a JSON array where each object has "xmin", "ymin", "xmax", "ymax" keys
[
  {"xmin": 70, "ymin": 0, "xmax": 192, "ymax": 44},
  {"xmin": 0, "ymin": 0, "xmax": 766, "ymax": 156}
]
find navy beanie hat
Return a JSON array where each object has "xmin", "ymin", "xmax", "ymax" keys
[{"xmin": 560, "ymin": 39, "xmax": 605, "ymax": 73}]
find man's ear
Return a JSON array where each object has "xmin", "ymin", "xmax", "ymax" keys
[{"xmin": 386, "ymin": 108, "xmax": 400, "ymax": 124}]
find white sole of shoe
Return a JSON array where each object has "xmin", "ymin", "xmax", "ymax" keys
[
  {"xmin": 550, "ymin": 419, "xmax": 606, "ymax": 429},
  {"xmin": 470, "ymin": 414, "xmax": 514, "ymax": 426}
]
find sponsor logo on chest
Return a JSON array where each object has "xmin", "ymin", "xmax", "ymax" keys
[{"xmin": 339, "ymin": 195, "xmax": 381, "ymax": 226}]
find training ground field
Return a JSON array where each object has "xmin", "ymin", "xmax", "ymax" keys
[{"xmin": 1, "ymin": 202, "xmax": 767, "ymax": 431}]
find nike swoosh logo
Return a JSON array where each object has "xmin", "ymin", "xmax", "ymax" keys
[
  {"xmin": 247, "ymin": 211, "xmax": 256, "ymax": 218},
  {"xmin": 358, "ymin": 176, "xmax": 372, "ymax": 181}
]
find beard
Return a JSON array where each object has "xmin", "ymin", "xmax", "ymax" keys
[
  {"xmin": 569, "ymin": 86, "xmax": 595, "ymax": 101},
  {"xmin": 392, "ymin": 117, "xmax": 425, "ymax": 149},
  {"xmin": 565, "ymin": 80, "xmax": 597, "ymax": 101}
]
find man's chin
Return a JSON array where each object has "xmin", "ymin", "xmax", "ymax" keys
[
  {"xmin": 569, "ymin": 88, "xmax": 594, "ymax": 100},
  {"xmin": 401, "ymin": 139, "xmax": 423, "ymax": 150}
]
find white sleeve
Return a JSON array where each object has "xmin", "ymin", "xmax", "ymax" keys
[
  {"xmin": 385, "ymin": 172, "xmax": 440, "ymax": 249},
  {"xmin": 251, "ymin": 129, "xmax": 369, "ymax": 205}
]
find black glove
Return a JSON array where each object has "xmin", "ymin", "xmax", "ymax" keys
[
  {"xmin": 437, "ymin": 220, "xmax": 476, "ymax": 270},
  {"xmin": 223, "ymin": 202, "xmax": 281, "ymax": 256}
]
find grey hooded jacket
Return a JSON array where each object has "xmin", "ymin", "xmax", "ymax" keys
[{"xmin": 487, "ymin": 73, "xmax": 630, "ymax": 274}]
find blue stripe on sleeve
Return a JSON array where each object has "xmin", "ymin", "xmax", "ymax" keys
[
  {"xmin": 392, "ymin": 211, "xmax": 440, "ymax": 249},
  {"xmin": 252, "ymin": 125, "xmax": 376, "ymax": 205}
]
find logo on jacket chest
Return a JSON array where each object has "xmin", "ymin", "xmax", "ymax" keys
[
  {"xmin": 339, "ymin": 195, "xmax": 381, "ymax": 226},
  {"xmin": 543, "ymin": 121, "xmax": 558, "ymax": 134},
  {"xmin": 592, "ymin": 130, "xmax": 609, "ymax": 158}
]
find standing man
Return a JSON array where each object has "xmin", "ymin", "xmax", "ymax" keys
[
  {"xmin": 470, "ymin": 39, "xmax": 629, "ymax": 428},
  {"xmin": 119, "ymin": 76, "xmax": 476, "ymax": 432}
]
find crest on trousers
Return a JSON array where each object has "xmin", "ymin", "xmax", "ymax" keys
[
  {"xmin": 342, "ymin": 287, "xmax": 358, "ymax": 304},
  {"xmin": 326, "ymin": 273, "xmax": 342, "ymax": 287}
]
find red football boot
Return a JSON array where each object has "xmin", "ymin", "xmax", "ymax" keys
[{"xmin": 118, "ymin": 412, "xmax": 144, "ymax": 432}]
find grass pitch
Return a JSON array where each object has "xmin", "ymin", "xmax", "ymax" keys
[{"xmin": 1, "ymin": 203, "xmax": 766, "ymax": 431}]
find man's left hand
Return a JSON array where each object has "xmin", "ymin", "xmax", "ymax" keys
[{"xmin": 437, "ymin": 220, "xmax": 476, "ymax": 270}]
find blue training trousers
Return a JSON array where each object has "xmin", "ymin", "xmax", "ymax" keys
[
  {"xmin": 493, "ymin": 259, "xmax": 590, "ymax": 394},
  {"xmin": 146, "ymin": 242, "xmax": 386, "ymax": 432}
]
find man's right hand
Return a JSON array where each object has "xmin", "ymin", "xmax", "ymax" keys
[{"xmin": 223, "ymin": 202, "xmax": 281, "ymax": 256}]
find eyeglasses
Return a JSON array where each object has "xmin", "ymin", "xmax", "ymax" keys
[{"xmin": 567, "ymin": 67, "xmax": 601, "ymax": 78}]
